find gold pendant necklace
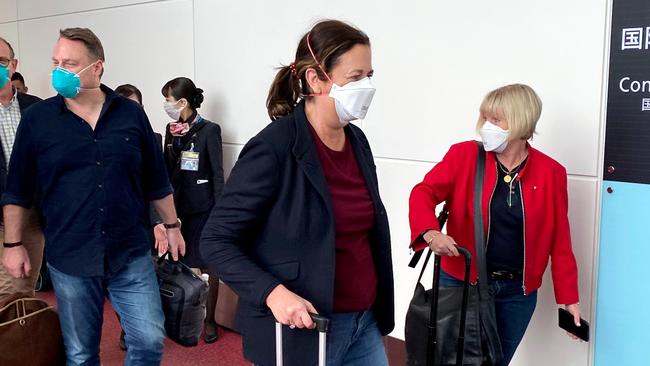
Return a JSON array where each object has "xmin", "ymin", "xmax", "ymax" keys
[{"xmin": 497, "ymin": 160, "xmax": 521, "ymax": 184}]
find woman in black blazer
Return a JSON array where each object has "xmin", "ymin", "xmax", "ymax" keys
[
  {"xmin": 159, "ymin": 77, "xmax": 224, "ymax": 343},
  {"xmin": 201, "ymin": 20, "xmax": 394, "ymax": 365}
]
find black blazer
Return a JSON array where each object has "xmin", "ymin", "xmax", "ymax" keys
[
  {"xmin": 0, "ymin": 92, "xmax": 42, "ymax": 214},
  {"xmin": 164, "ymin": 117, "xmax": 224, "ymax": 215},
  {"xmin": 200, "ymin": 101, "xmax": 394, "ymax": 365}
]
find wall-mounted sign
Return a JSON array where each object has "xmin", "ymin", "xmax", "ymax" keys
[{"xmin": 603, "ymin": 0, "xmax": 650, "ymax": 184}]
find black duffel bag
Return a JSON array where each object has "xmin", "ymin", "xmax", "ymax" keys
[{"xmin": 156, "ymin": 253, "xmax": 208, "ymax": 347}]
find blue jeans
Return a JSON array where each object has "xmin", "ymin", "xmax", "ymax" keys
[
  {"xmin": 326, "ymin": 310, "xmax": 388, "ymax": 366},
  {"xmin": 49, "ymin": 254, "xmax": 165, "ymax": 366},
  {"xmin": 439, "ymin": 271, "xmax": 537, "ymax": 366}
]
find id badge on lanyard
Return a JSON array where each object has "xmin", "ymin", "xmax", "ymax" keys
[{"xmin": 180, "ymin": 142, "xmax": 199, "ymax": 171}]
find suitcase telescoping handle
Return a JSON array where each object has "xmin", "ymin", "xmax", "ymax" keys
[
  {"xmin": 275, "ymin": 312, "xmax": 331, "ymax": 366},
  {"xmin": 428, "ymin": 245, "xmax": 472, "ymax": 366}
]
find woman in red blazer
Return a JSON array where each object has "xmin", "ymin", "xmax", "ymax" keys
[{"xmin": 409, "ymin": 84, "xmax": 581, "ymax": 365}]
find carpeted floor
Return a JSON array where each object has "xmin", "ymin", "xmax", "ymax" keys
[{"xmin": 36, "ymin": 291, "xmax": 249, "ymax": 366}]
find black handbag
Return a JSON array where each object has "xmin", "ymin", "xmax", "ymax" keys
[
  {"xmin": 156, "ymin": 253, "xmax": 209, "ymax": 347},
  {"xmin": 405, "ymin": 142, "xmax": 503, "ymax": 366}
]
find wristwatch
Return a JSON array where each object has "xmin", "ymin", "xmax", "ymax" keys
[
  {"xmin": 163, "ymin": 218, "xmax": 182, "ymax": 229},
  {"xmin": 3, "ymin": 241, "xmax": 23, "ymax": 248}
]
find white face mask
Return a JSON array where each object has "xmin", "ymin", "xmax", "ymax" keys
[
  {"xmin": 329, "ymin": 77, "xmax": 376, "ymax": 126},
  {"xmin": 163, "ymin": 100, "xmax": 184, "ymax": 120},
  {"xmin": 479, "ymin": 121, "xmax": 509, "ymax": 153}
]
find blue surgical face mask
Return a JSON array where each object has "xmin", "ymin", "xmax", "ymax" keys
[
  {"xmin": 0, "ymin": 64, "xmax": 9, "ymax": 89},
  {"xmin": 51, "ymin": 61, "xmax": 97, "ymax": 98}
]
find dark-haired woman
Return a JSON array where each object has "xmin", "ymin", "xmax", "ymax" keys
[
  {"xmin": 201, "ymin": 20, "xmax": 393, "ymax": 365},
  {"xmin": 115, "ymin": 83, "xmax": 143, "ymax": 105},
  {"xmin": 158, "ymin": 77, "xmax": 224, "ymax": 343}
]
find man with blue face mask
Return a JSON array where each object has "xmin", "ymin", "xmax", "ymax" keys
[
  {"xmin": 1, "ymin": 28, "xmax": 186, "ymax": 366},
  {"xmin": 0, "ymin": 36, "xmax": 44, "ymax": 300}
]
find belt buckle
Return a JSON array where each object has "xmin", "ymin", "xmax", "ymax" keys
[{"xmin": 491, "ymin": 270, "xmax": 515, "ymax": 280}]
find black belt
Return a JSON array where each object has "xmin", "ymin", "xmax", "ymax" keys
[{"xmin": 489, "ymin": 270, "xmax": 522, "ymax": 281}]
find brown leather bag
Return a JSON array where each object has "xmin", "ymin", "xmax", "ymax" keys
[{"xmin": 0, "ymin": 292, "xmax": 65, "ymax": 366}]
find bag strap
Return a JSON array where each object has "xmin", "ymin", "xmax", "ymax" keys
[
  {"xmin": 157, "ymin": 252, "xmax": 195, "ymax": 274},
  {"xmin": 0, "ymin": 297, "xmax": 55, "ymax": 328},
  {"xmin": 408, "ymin": 248, "xmax": 424, "ymax": 269},
  {"xmin": 157, "ymin": 251, "xmax": 172, "ymax": 265},
  {"xmin": 473, "ymin": 144, "xmax": 505, "ymax": 364},
  {"xmin": 473, "ymin": 141, "xmax": 489, "ymax": 298}
]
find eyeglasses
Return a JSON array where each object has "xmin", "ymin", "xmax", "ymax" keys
[{"xmin": 0, "ymin": 58, "xmax": 12, "ymax": 67}]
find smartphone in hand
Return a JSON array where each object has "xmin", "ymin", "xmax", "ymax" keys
[{"xmin": 558, "ymin": 308, "xmax": 590, "ymax": 342}]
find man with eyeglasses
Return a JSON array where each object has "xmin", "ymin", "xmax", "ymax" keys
[{"xmin": 0, "ymin": 36, "xmax": 43, "ymax": 299}]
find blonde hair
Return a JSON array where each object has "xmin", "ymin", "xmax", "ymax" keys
[{"xmin": 476, "ymin": 84, "xmax": 542, "ymax": 140}]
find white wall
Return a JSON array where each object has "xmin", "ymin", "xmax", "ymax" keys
[
  {"xmin": 0, "ymin": 0, "xmax": 17, "ymax": 24},
  {"xmin": 0, "ymin": 0, "xmax": 19, "ymax": 61},
  {"xmin": 1, "ymin": 1, "xmax": 608, "ymax": 365},
  {"xmin": 12, "ymin": 0, "xmax": 194, "ymax": 132}
]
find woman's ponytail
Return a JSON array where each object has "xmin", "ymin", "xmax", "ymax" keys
[
  {"xmin": 266, "ymin": 65, "xmax": 300, "ymax": 120},
  {"xmin": 193, "ymin": 88, "xmax": 204, "ymax": 109}
]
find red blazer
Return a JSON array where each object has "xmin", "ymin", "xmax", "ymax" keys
[{"xmin": 409, "ymin": 141, "xmax": 579, "ymax": 304}]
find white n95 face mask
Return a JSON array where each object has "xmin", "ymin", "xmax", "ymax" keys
[
  {"xmin": 329, "ymin": 77, "xmax": 376, "ymax": 126},
  {"xmin": 479, "ymin": 121, "xmax": 509, "ymax": 153}
]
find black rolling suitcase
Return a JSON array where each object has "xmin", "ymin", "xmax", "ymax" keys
[
  {"xmin": 156, "ymin": 253, "xmax": 209, "ymax": 347},
  {"xmin": 406, "ymin": 207, "xmax": 481, "ymax": 366},
  {"xmin": 406, "ymin": 244, "xmax": 475, "ymax": 366},
  {"xmin": 275, "ymin": 313, "xmax": 331, "ymax": 366}
]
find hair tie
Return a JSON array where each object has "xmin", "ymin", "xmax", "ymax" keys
[{"xmin": 289, "ymin": 62, "xmax": 297, "ymax": 76}]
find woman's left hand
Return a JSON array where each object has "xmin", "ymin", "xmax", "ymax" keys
[{"xmin": 565, "ymin": 303, "xmax": 582, "ymax": 341}]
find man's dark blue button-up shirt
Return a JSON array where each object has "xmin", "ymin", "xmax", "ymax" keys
[{"xmin": 2, "ymin": 85, "xmax": 172, "ymax": 276}]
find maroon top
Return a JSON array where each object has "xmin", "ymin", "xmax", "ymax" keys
[{"xmin": 309, "ymin": 125, "xmax": 377, "ymax": 313}]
